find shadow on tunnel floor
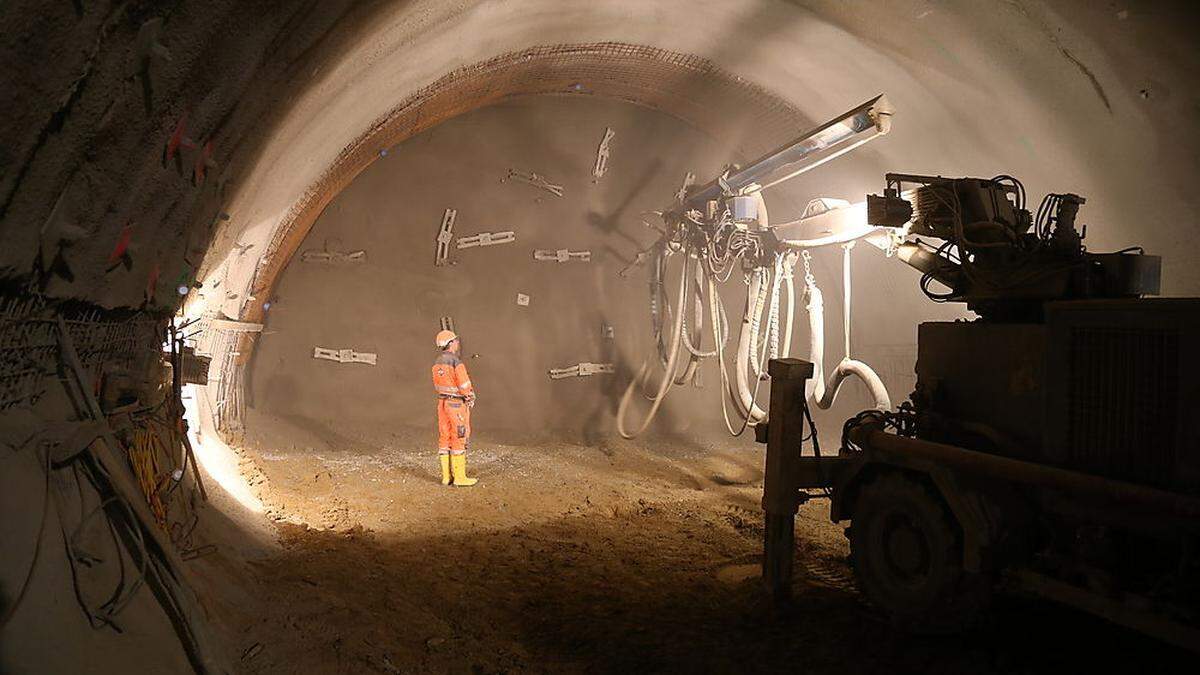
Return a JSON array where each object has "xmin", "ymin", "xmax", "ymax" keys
[{"xmin": 197, "ymin": 499, "xmax": 1190, "ymax": 675}]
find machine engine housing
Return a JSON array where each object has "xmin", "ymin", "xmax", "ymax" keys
[{"xmin": 914, "ymin": 298, "xmax": 1200, "ymax": 494}]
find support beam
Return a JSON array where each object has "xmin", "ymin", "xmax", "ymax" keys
[
  {"xmin": 760, "ymin": 358, "xmax": 814, "ymax": 601},
  {"xmin": 852, "ymin": 427, "xmax": 1200, "ymax": 523}
]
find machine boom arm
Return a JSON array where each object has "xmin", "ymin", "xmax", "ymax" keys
[{"xmin": 685, "ymin": 95, "xmax": 894, "ymax": 207}]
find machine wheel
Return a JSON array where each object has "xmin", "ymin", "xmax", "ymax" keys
[{"xmin": 849, "ymin": 472, "xmax": 988, "ymax": 632}]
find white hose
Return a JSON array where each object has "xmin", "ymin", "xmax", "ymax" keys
[
  {"xmin": 618, "ymin": 252, "xmax": 692, "ymax": 438},
  {"xmin": 711, "ymin": 272, "xmax": 770, "ymax": 434},
  {"xmin": 710, "ymin": 274, "xmax": 740, "ymax": 430},
  {"xmin": 729, "ymin": 192, "xmax": 773, "ymax": 422},
  {"xmin": 812, "ymin": 356, "xmax": 890, "ymax": 411},
  {"xmin": 623, "ymin": 192, "xmax": 806, "ymax": 437},
  {"xmin": 748, "ymin": 266, "xmax": 772, "ymax": 378},
  {"xmin": 672, "ymin": 258, "xmax": 702, "ymax": 386},
  {"xmin": 682, "ymin": 263, "xmax": 715, "ymax": 358},
  {"xmin": 781, "ymin": 252, "xmax": 797, "ymax": 358},
  {"xmin": 752, "ymin": 256, "xmax": 790, "ymax": 379},
  {"xmin": 760, "ymin": 197, "xmax": 785, "ymax": 371},
  {"xmin": 675, "ymin": 261, "xmax": 710, "ymax": 387},
  {"xmin": 768, "ymin": 256, "xmax": 785, "ymax": 361},
  {"xmin": 734, "ymin": 270, "xmax": 768, "ymax": 422},
  {"xmin": 803, "ymin": 250, "xmax": 891, "ymax": 411}
]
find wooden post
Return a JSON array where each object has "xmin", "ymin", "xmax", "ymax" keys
[{"xmin": 761, "ymin": 358, "xmax": 814, "ymax": 601}]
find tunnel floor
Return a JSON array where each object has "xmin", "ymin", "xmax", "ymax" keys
[
  {"xmin": 184, "ymin": 412, "xmax": 1182, "ymax": 674},
  {"xmin": 197, "ymin": 411, "xmax": 859, "ymax": 672}
]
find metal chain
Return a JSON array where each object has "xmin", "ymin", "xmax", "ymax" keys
[{"xmin": 801, "ymin": 250, "xmax": 815, "ymax": 283}]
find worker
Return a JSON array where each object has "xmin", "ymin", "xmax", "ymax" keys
[{"xmin": 431, "ymin": 329, "xmax": 478, "ymax": 487}]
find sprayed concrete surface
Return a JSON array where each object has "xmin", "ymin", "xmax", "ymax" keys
[{"xmin": 248, "ymin": 95, "xmax": 943, "ymax": 447}]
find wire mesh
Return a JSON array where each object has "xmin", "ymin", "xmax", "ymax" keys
[{"xmin": 0, "ymin": 295, "xmax": 165, "ymax": 410}]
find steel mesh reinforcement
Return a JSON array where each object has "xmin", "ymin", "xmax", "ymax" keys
[{"xmin": 0, "ymin": 296, "xmax": 165, "ymax": 410}]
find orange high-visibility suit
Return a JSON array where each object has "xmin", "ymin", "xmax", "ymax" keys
[{"xmin": 432, "ymin": 351, "xmax": 475, "ymax": 455}]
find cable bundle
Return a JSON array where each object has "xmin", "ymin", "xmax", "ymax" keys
[
  {"xmin": 619, "ymin": 193, "xmax": 794, "ymax": 439},
  {"xmin": 127, "ymin": 417, "xmax": 177, "ymax": 528}
]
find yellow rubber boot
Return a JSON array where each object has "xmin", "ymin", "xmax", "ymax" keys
[
  {"xmin": 450, "ymin": 454, "xmax": 478, "ymax": 487},
  {"xmin": 439, "ymin": 454, "xmax": 452, "ymax": 485}
]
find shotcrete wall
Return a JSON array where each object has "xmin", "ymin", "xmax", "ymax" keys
[{"xmin": 249, "ymin": 96, "xmax": 928, "ymax": 443}]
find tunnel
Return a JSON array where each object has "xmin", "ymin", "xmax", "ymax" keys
[{"xmin": 2, "ymin": 1, "xmax": 1199, "ymax": 672}]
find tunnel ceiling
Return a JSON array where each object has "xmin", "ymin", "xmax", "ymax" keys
[{"xmin": 3, "ymin": 0, "xmax": 1198, "ymax": 325}]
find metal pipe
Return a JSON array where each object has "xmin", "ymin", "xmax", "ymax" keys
[
  {"xmin": 853, "ymin": 428, "xmax": 1200, "ymax": 520},
  {"xmin": 895, "ymin": 241, "xmax": 958, "ymax": 287},
  {"xmin": 685, "ymin": 95, "xmax": 893, "ymax": 207}
]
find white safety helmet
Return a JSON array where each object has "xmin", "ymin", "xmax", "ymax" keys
[{"xmin": 435, "ymin": 329, "xmax": 458, "ymax": 350}]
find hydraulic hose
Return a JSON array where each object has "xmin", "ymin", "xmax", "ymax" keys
[
  {"xmin": 781, "ymin": 252, "xmax": 797, "ymax": 358},
  {"xmin": 730, "ymin": 192, "xmax": 776, "ymax": 423},
  {"xmin": 618, "ymin": 250, "xmax": 692, "ymax": 439},
  {"xmin": 755, "ymin": 256, "xmax": 786, "ymax": 376},
  {"xmin": 746, "ymin": 266, "xmax": 770, "ymax": 379},
  {"xmin": 734, "ymin": 269, "xmax": 769, "ymax": 422},
  {"xmin": 711, "ymin": 272, "xmax": 770, "ymax": 435},
  {"xmin": 710, "ymin": 273, "xmax": 740, "ymax": 432},
  {"xmin": 802, "ymin": 248, "xmax": 891, "ymax": 410},
  {"xmin": 682, "ymin": 261, "xmax": 717, "ymax": 358},
  {"xmin": 650, "ymin": 249, "xmax": 671, "ymax": 369},
  {"xmin": 674, "ymin": 259, "xmax": 704, "ymax": 385},
  {"xmin": 624, "ymin": 192, "xmax": 797, "ymax": 438}
]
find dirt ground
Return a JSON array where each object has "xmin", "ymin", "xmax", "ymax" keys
[{"xmin": 182, "ymin": 410, "xmax": 1189, "ymax": 674}]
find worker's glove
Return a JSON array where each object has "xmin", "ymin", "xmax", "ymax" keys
[{"xmin": 466, "ymin": 396, "xmax": 476, "ymax": 408}]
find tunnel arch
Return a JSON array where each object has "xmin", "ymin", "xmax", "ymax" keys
[
  {"xmin": 239, "ymin": 42, "xmax": 811, "ymax": 330},
  {"xmin": 196, "ymin": 40, "xmax": 832, "ymax": 438},
  {"xmin": 189, "ymin": 0, "xmax": 1200, "ymax": 442}
]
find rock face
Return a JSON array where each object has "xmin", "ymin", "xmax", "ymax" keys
[
  {"xmin": 0, "ymin": 0, "xmax": 366, "ymax": 309},
  {"xmin": 251, "ymin": 96, "xmax": 754, "ymax": 442}
]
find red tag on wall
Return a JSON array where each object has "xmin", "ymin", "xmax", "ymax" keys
[{"xmin": 108, "ymin": 222, "xmax": 133, "ymax": 265}]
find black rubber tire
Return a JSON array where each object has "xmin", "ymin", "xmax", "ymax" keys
[{"xmin": 849, "ymin": 472, "xmax": 989, "ymax": 632}]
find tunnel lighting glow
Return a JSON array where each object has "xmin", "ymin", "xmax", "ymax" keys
[{"xmin": 181, "ymin": 384, "xmax": 264, "ymax": 513}]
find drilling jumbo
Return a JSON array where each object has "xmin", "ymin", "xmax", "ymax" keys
[
  {"xmin": 635, "ymin": 95, "xmax": 1198, "ymax": 648},
  {"xmin": 759, "ymin": 175, "xmax": 1198, "ymax": 648}
]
